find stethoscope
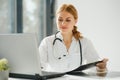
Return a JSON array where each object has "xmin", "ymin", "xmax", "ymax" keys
[{"xmin": 52, "ymin": 31, "xmax": 82, "ymax": 65}]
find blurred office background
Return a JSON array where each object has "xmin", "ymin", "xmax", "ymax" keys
[{"xmin": 0, "ymin": 0, "xmax": 120, "ymax": 71}]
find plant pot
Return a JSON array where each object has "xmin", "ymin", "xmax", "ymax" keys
[{"xmin": 0, "ymin": 70, "xmax": 9, "ymax": 80}]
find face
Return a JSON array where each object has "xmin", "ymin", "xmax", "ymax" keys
[{"xmin": 56, "ymin": 11, "xmax": 77, "ymax": 34}]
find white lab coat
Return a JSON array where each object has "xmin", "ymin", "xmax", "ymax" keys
[{"xmin": 39, "ymin": 32, "xmax": 101, "ymax": 72}]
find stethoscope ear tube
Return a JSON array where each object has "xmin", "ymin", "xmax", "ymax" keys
[
  {"xmin": 53, "ymin": 31, "xmax": 62, "ymax": 45},
  {"xmin": 79, "ymin": 40, "xmax": 82, "ymax": 65},
  {"xmin": 53, "ymin": 38, "xmax": 62, "ymax": 45}
]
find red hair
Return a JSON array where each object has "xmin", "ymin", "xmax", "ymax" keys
[{"xmin": 56, "ymin": 4, "xmax": 83, "ymax": 40}]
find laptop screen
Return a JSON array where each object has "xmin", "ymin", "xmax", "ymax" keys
[{"xmin": 0, "ymin": 33, "xmax": 42, "ymax": 75}]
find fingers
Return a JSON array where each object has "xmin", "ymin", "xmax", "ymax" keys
[
  {"xmin": 96, "ymin": 58, "xmax": 108, "ymax": 69},
  {"xmin": 102, "ymin": 58, "xmax": 108, "ymax": 63},
  {"xmin": 97, "ymin": 62, "xmax": 106, "ymax": 69}
]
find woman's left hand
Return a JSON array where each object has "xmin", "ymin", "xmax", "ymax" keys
[
  {"xmin": 96, "ymin": 58, "xmax": 108, "ymax": 77},
  {"xmin": 96, "ymin": 58, "xmax": 108, "ymax": 72}
]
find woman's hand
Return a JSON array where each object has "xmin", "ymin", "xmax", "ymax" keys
[
  {"xmin": 96, "ymin": 58, "xmax": 108, "ymax": 72},
  {"xmin": 96, "ymin": 58, "xmax": 108, "ymax": 77}
]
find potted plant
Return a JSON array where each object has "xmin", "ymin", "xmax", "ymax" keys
[{"xmin": 0, "ymin": 58, "xmax": 9, "ymax": 80}]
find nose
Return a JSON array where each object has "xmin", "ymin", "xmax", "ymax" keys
[{"xmin": 61, "ymin": 21, "xmax": 66, "ymax": 25}]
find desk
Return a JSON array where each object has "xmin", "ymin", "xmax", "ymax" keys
[{"xmin": 9, "ymin": 70, "xmax": 120, "ymax": 80}]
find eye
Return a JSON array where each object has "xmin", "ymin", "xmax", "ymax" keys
[
  {"xmin": 66, "ymin": 20, "xmax": 71, "ymax": 22},
  {"xmin": 58, "ymin": 19, "xmax": 63, "ymax": 22}
]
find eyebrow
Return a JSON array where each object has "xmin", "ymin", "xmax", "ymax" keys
[{"xmin": 58, "ymin": 17, "xmax": 72, "ymax": 19}]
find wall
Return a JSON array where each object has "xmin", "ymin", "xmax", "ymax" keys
[{"xmin": 57, "ymin": 0, "xmax": 120, "ymax": 71}]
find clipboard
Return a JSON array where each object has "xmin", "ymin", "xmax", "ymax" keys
[
  {"xmin": 43, "ymin": 60, "xmax": 103, "ymax": 79},
  {"xmin": 42, "ymin": 60, "xmax": 103, "ymax": 79},
  {"xmin": 67, "ymin": 60, "xmax": 103, "ymax": 74}
]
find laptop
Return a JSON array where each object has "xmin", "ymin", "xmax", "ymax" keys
[{"xmin": 0, "ymin": 33, "xmax": 64, "ymax": 79}]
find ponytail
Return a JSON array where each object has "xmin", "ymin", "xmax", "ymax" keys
[{"xmin": 72, "ymin": 26, "xmax": 83, "ymax": 40}]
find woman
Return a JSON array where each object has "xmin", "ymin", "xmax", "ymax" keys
[{"xmin": 39, "ymin": 4, "xmax": 108, "ymax": 73}]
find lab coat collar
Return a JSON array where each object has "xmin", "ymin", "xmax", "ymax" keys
[{"xmin": 56, "ymin": 32, "xmax": 76, "ymax": 41}]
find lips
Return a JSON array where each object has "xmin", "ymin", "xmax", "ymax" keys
[{"xmin": 61, "ymin": 27, "xmax": 67, "ymax": 29}]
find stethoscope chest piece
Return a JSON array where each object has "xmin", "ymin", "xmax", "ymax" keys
[{"xmin": 53, "ymin": 43, "xmax": 67, "ymax": 60}]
